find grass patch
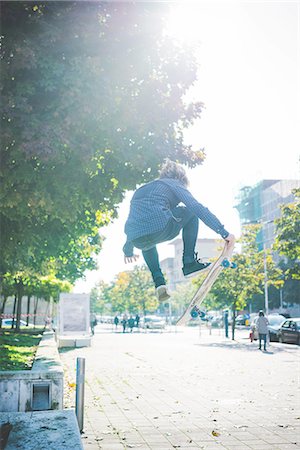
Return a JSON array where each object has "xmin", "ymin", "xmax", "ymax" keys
[{"xmin": 0, "ymin": 331, "xmax": 42, "ymax": 371}]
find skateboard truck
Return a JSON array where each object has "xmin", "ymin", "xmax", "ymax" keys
[
  {"xmin": 190, "ymin": 306, "xmax": 206, "ymax": 319},
  {"xmin": 222, "ymin": 258, "xmax": 237, "ymax": 269}
]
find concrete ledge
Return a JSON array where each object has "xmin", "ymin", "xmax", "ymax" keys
[
  {"xmin": 0, "ymin": 331, "xmax": 63, "ymax": 412},
  {"xmin": 32, "ymin": 331, "xmax": 64, "ymax": 372},
  {"xmin": 0, "ymin": 409, "xmax": 83, "ymax": 450},
  {"xmin": 57, "ymin": 335, "xmax": 91, "ymax": 348}
]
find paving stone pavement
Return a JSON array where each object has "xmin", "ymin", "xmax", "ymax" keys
[{"xmin": 59, "ymin": 325, "xmax": 300, "ymax": 450}]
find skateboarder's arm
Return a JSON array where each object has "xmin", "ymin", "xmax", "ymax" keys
[
  {"xmin": 174, "ymin": 184, "xmax": 230, "ymax": 238},
  {"xmin": 123, "ymin": 240, "xmax": 139, "ymax": 264}
]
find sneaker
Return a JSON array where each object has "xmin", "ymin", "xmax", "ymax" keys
[
  {"xmin": 156, "ymin": 285, "xmax": 170, "ymax": 302},
  {"xmin": 182, "ymin": 254, "xmax": 211, "ymax": 277}
]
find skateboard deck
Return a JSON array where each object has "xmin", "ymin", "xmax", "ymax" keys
[{"xmin": 176, "ymin": 239, "xmax": 236, "ymax": 326}]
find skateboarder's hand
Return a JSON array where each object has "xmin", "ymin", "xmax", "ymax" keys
[
  {"xmin": 224, "ymin": 233, "xmax": 235, "ymax": 246},
  {"xmin": 124, "ymin": 255, "xmax": 139, "ymax": 264}
]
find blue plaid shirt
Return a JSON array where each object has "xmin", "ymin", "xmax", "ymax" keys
[{"xmin": 123, "ymin": 178, "xmax": 229, "ymax": 256}]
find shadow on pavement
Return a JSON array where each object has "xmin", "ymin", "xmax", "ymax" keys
[{"xmin": 195, "ymin": 340, "xmax": 299, "ymax": 354}]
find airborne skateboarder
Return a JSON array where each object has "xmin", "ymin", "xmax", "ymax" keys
[{"xmin": 123, "ymin": 160, "xmax": 235, "ymax": 302}]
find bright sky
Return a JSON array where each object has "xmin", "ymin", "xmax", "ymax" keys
[{"xmin": 74, "ymin": 1, "xmax": 299, "ymax": 293}]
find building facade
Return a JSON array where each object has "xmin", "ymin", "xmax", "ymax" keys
[
  {"xmin": 160, "ymin": 238, "xmax": 221, "ymax": 291},
  {"xmin": 235, "ymin": 179, "xmax": 300, "ymax": 250}
]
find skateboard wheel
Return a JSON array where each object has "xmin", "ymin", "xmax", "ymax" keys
[
  {"xmin": 222, "ymin": 258, "xmax": 230, "ymax": 268},
  {"xmin": 191, "ymin": 308, "xmax": 199, "ymax": 318},
  {"xmin": 231, "ymin": 262, "xmax": 237, "ymax": 269}
]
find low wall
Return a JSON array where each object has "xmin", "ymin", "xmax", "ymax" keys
[
  {"xmin": 0, "ymin": 331, "xmax": 63, "ymax": 412},
  {"xmin": 0, "ymin": 409, "xmax": 83, "ymax": 450}
]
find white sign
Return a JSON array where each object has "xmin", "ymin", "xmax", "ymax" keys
[{"xmin": 59, "ymin": 293, "xmax": 90, "ymax": 335}]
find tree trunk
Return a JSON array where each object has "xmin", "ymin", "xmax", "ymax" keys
[
  {"xmin": 33, "ymin": 297, "xmax": 39, "ymax": 328},
  {"xmin": 26, "ymin": 295, "xmax": 31, "ymax": 326},
  {"xmin": 44, "ymin": 301, "xmax": 50, "ymax": 330},
  {"xmin": 12, "ymin": 295, "xmax": 17, "ymax": 329},
  {"xmin": 15, "ymin": 279, "xmax": 24, "ymax": 331},
  {"xmin": 0, "ymin": 296, "xmax": 8, "ymax": 328},
  {"xmin": 142, "ymin": 298, "xmax": 146, "ymax": 317}
]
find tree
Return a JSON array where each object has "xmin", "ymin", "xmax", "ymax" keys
[
  {"xmin": 166, "ymin": 281, "xmax": 196, "ymax": 316},
  {"xmin": 90, "ymin": 281, "xmax": 112, "ymax": 315},
  {"xmin": 274, "ymin": 188, "xmax": 300, "ymax": 280},
  {"xmin": 96, "ymin": 266, "xmax": 158, "ymax": 315},
  {"xmin": 1, "ymin": 2, "xmax": 204, "ymax": 286},
  {"xmin": 0, "ymin": 274, "xmax": 15, "ymax": 329},
  {"xmin": 198, "ymin": 227, "xmax": 283, "ymax": 339},
  {"xmin": 0, "ymin": 270, "xmax": 72, "ymax": 330}
]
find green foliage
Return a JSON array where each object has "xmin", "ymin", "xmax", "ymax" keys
[
  {"xmin": 274, "ymin": 188, "xmax": 300, "ymax": 280},
  {"xmin": 90, "ymin": 282, "xmax": 111, "ymax": 314},
  {"xmin": 196, "ymin": 226, "xmax": 283, "ymax": 312},
  {"xmin": 1, "ymin": 2, "xmax": 204, "ymax": 287},
  {"xmin": 168, "ymin": 281, "xmax": 196, "ymax": 315},
  {"xmin": 95, "ymin": 266, "xmax": 158, "ymax": 315}
]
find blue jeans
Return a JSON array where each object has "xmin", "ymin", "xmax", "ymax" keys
[
  {"xmin": 259, "ymin": 333, "xmax": 267, "ymax": 350},
  {"xmin": 132, "ymin": 207, "xmax": 198, "ymax": 287}
]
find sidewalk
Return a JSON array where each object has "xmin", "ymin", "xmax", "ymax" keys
[{"xmin": 59, "ymin": 326, "xmax": 300, "ymax": 450}]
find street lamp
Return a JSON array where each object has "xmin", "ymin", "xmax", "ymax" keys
[
  {"xmin": 254, "ymin": 219, "xmax": 273, "ymax": 316},
  {"xmin": 263, "ymin": 243, "xmax": 269, "ymax": 316},
  {"xmin": 261, "ymin": 219, "xmax": 274, "ymax": 317}
]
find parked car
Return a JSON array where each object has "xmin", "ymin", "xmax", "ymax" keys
[
  {"xmin": 278, "ymin": 318, "xmax": 300, "ymax": 345},
  {"xmin": 98, "ymin": 315, "xmax": 113, "ymax": 324},
  {"xmin": 1, "ymin": 319, "xmax": 29, "ymax": 327},
  {"xmin": 235, "ymin": 314, "xmax": 251, "ymax": 326},
  {"xmin": 142, "ymin": 316, "xmax": 166, "ymax": 330},
  {"xmin": 250, "ymin": 314, "xmax": 286, "ymax": 342}
]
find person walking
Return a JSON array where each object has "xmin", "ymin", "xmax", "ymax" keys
[
  {"xmin": 257, "ymin": 310, "xmax": 269, "ymax": 351},
  {"xmin": 121, "ymin": 314, "xmax": 128, "ymax": 333},
  {"xmin": 135, "ymin": 314, "xmax": 140, "ymax": 328},
  {"xmin": 128, "ymin": 316, "xmax": 135, "ymax": 333},
  {"xmin": 90, "ymin": 313, "xmax": 97, "ymax": 336},
  {"xmin": 114, "ymin": 315, "xmax": 119, "ymax": 330},
  {"xmin": 123, "ymin": 159, "xmax": 235, "ymax": 302}
]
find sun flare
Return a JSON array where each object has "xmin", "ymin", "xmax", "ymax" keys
[{"xmin": 165, "ymin": 4, "xmax": 203, "ymax": 43}]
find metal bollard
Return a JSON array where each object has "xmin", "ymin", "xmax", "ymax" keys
[{"xmin": 75, "ymin": 357, "xmax": 85, "ymax": 433}]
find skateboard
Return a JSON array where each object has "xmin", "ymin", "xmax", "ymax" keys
[{"xmin": 176, "ymin": 240, "xmax": 236, "ymax": 326}]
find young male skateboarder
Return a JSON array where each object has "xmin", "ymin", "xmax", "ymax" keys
[{"xmin": 123, "ymin": 160, "xmax": 235, "ymax": 301}]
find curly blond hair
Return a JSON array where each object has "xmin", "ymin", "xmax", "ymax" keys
[{"xmin": 159, "ymin": 159, "xmax": 189, "ymax": 187}]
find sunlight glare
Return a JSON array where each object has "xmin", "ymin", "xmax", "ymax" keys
[{"xmin": 165, "ymin": 4, "xmax": 203, "ymax": 43}]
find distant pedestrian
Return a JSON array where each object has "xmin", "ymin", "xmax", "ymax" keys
[
  {"xmin": 114, "ymin": 315, "xmax": 119, "ymax": 330},
  {"xmin": 128, "ymin": 316, "xmax": 135, "ymax": 333},
  {"xmin": 135, "ymin": 314, "xmax": 140, "ymax": 328},
  {"xmin": 90, "ymin": 313, "xmax": 97, "ymax": 336},
  {"xmin": 121, "ymin": 314, "xmax": 128, "ymax": 333},
  {"xmin": 257, "ymin": 310, "xmax": 269, "ymax": 351}
]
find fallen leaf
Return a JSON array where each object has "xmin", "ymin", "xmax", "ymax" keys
[{"xmin": 212, "ymin": 430, "xmax": 220, "ymax": 437}]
